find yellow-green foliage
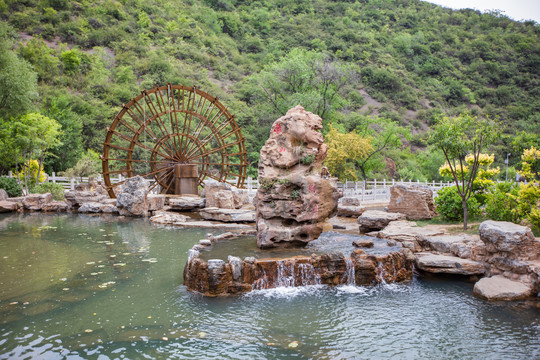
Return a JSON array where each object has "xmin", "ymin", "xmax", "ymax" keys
[
  {"xmin": 518, "ymin": 146, "xmax": 540, "ymax": 181},
  {"xmin": 16, "ymin": 159, "xmax": 46, "ymax": 185},
  {"xmin": 324, "ymin": 124, "xmax": 372, "ymax": 181},
  {"xmin": 439, "ymin": 153, "xmax": 500, "ymax": 180}
]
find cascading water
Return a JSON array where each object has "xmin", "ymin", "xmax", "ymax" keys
[
  {"xmin": 252, "ymin": 267, "xmax": 270, "ymax": 290},
  {"xmin": 343, "ymin": 257, "xmax": 356, "ymax": 286},
  {"xmin": 376, "ymin": 261, "xmax": 388, "ymax": 285},
  {"xmin": 298, "ymin": 263, "xmax": 321, "ymax": 286}
]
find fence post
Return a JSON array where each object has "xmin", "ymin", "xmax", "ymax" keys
[
  {"xmin": 8, "ymin": 171, "xmax": 12, "ymax": 178},
  {"xmin": 409, "ymin": 179, "xmax": 412, "ymax": 186},
  {"xmin": 354, "ymin": 181, "xmax": 358, "ymax": 193},
  {"xmin": 51, "ymin": 172, "xmax": 56, "ymax": 183},
  {"xmin": 247, "ymin": 177, "xmax": 252, "ymax": 192},
  {"xmin": 417, "ymin": 179, "xmax": 419, "ymax": 185},
  {"xmin": 392, "ymin": 179, "xmax": 395, "ymax": 186},
  {"xmin": 70, "ymin": 178, "xmax": 75, "ymax": 190},
  {"xmin": 383, "ymin": 178, "xmax": 386, "ymax": 188}
]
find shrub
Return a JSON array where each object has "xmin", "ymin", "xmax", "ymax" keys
[
  {"xmin": 485, "ymin": 182, "xmax": 519, "ymax": 222},
  {"xmin": 0, "ymin": 176, "xmax": 22, "ymax": 197},
  {"xmin": 301, "ymin": 154, "xmax": 316, "ymax": 165},
  {"xmin": 33, "ymin": 182, "xmax": 65, "ymax": 201},
  {"xmin": 434, "ymin": 186, "xmax": 481, "ymax": 221}
]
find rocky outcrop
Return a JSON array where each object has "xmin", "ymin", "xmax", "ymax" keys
[
  {"xmin": 203, "ymin": 180, "xmax": 247, "ymax": 209},
  {"xmin": 388, "ymin": 184, "xmax": 436, "ymax": 220},
  {"xmin": 64, "ymin": 190, "xmax": 107, "ymax": 209},
  {"xmin": 0, "ymin": 189, "xmax": 8, "ymax": 201},
  {"xmin": 337, "ymin": 197, "xmax": 365, "ymax": 217},
  {"xmin": 78, "ymin": 202, "xmax": 103, "ymax": 213},
  {"xmin": 479, "ymin": 220, "xmax": 539, "ymax": 260},
  {"xmin": 372, "ymin": 220, "xmax": 444, "ymax": 251},
  {"xmin": 168, "ymin": 195, "xmax": 205, "ymax": 210},
  {"xmin": 199, "ymin": 207, "xmax": 256, "ymax": 222},
  {"xmin": 415, "ymin": 253, "xmax": 485, "ymax": 275},
  {"xmin": 22, "ymin": 193, "xmax": 52, "ymax": 211},
  {"xmin": 41, "ymin": 201, "xmax": 68, "ymax": 212},
  {"xmin": 115, "ymin": 176, "xmax": 149, "ymax": 216},
  {"xmin": 422, "ymin": 234, "xmax": 486, "ymax": 261},
  {"xmin": 150, "ymin": 210, "xmax": 253, "ymax": 229},
  {"xmin": 0, "ymin": 200, "xmax": 17, "ymax": 212},
  {"xmin": 256, "ymin": 106, "xmax": 340, "ymax": 248},
  {"xmin": 474, "ymin": 220, "xmax": 540, "ymax": 300},
  {"xmin": 473, "ymin": 275, "xmax": 533, "ymax": 300},
  {"xmin": 358, "ymin": 210, "xmax": 406, "ymax": 232},
  {"xmin": 184, "ymin": 245, "xmax": 414, "ymax": 296}
]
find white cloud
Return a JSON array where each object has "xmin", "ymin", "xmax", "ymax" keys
[{"xmin": 422, "ymin": 0, "xmax": 540, "ymax": 22}]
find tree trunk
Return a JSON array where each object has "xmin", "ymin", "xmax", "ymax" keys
[{"xmin": 462, "ymin": 198, "xmax": 468, "ymax": 230}]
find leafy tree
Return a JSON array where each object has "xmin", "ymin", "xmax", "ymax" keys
[
  {"xmin": 0, "ymin": 113, "xmax": 62, "ymax": 193},
  {"xmin": 324, "ymin": 124, "xmax": 373, "ymax": 181},
  {"xmin": 518, "ymin": 146, "xmax": 540, "ymax": 182},
  {"xmin": 0, "ymin": 23, "xmax": 38, "ymax": 119},
  {"xmin": 61, "ymin": 149, "xmax": 101, "ymax": 181},
  {"xmin": 430, "ymin": 114, "xmax": 500, "ymax": 229},
  {"xmin": 247, "ymin": 48, "xmax": 357, "ymax": 123}
]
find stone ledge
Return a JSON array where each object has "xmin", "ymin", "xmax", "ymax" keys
[{"xmin": 473, "ymin": 275, "xmax": 533, "ymax": 300}]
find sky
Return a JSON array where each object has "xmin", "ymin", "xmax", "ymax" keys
[{"xmin": 423, "ymin": 0, "xmax": 540, "ymax": 23}]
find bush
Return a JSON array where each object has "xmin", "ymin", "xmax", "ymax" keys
[
  {"xmin": 33, "ymin": 182, "xmax": 65, "ymax": 201},
  {"xmin": 485, "ymin": 182, "xmax": 519, "ymax": 222},
  {"xmin": 434, "ymin": 186, "xmax": 480, "ymax": 221},
  {"xmin": 0, "ymin": 176, "xmax": 22, "ymax": 197}
]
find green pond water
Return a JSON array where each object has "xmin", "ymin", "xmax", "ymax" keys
[{"xmin": 0, "ymin": 213, "xmax": 539, "ymax": 359}]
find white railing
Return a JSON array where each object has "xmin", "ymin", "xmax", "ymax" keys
[{"xmin": 7, "ymin": 171, "xmax": 454, "ymax": 203}]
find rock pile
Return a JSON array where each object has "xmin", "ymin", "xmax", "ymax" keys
[
  {"xmin": 255, "ymin": 106, "xmax": 341, "ymax": 248},
  {"xmin": 388, "ymin": 184, "xmax": 436, "ymax": 220}
]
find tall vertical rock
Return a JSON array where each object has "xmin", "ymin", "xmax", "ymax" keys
[{"xmin": 256, "ymin": 106, "xmax": 341, "ymax": 248}]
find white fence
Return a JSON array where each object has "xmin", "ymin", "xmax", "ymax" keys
[{"xmin": 8, "ymin": 171, "xmax": 454, "ymax": 203}]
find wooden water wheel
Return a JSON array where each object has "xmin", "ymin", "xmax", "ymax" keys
[{"xmin": 101, "ymin": 84, "xmax": 247, "ymax": 198}]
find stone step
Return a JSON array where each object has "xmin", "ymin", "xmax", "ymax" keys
[
  {"xmin": 473, "ymin": 275, "xmax": 533, "ymax": 300},
  {"xmin": 415, "ymin": 252, "xmax": 485, "ymax": 275}
]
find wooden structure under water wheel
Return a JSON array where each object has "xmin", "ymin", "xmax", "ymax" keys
[{"xmin": 101, "ymin": 85, "xmax": 247, "ymax": 198}]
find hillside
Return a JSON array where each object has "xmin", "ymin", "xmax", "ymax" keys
[{"xmin": 0, "ymin": 0, "xmax": 539, "ymax": 179}]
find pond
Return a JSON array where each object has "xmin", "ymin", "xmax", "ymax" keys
[{"xmin": 0, "ymin": 213, "xmax": 539, "ymax": 359}]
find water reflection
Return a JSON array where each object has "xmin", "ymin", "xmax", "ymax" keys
[{"xmin": 0, "ymin": 213, "xmax": 539, "ymax": 360}]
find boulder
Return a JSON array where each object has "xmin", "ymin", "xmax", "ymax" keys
[
  {"xmin": 337, "ymin": 205, "xmax": 366, "ymax": 218},
  {"xmin": 0, "ymin": 189, "xmax": 8, "ymax": 201},
  {"xmin": 64, "ymin": 190, "xmax": 107, "ymax": 209},
  {"xmin": 0, "ymin": 200, "xmax": 17, "ymax": 212},
  {"xmin": 100, "ymin": 202, "xmax": 118, "ymax": 214},
  {"xmin": 41, "ymin": 201, "xmax": 68, "ymax": 212},
  {"xmin": 479, "ymin": 220, "xmax": 539, "ymax": 260},
  {"xmin": 199, "ymin": 207, "xmax": 256, "ymax": 222},
  {"xmin": 473, "ymin": 275, "xmax": 533, "ymax": 300},
  {"xmin": 147, "ymin": 195, "xmax": 165, "ymax": 211},
  {"xmin": 340, "ymin": 197, "xmax": 361, "ymax": 207},
  {"xmin": 415, "ymin": 253, "xmax": 485, "ymax": 275},
  {"xmin": 423, "ymin": 234, "xmax": 486, "ymax": 261},
  {"xmin": 352, "ymin": 238, "xmax": 374, "ymax": 248},
  {"xmin": 388, "ymin": 184, "xmax": 435, "ymax": 220},
  {"xmin": 150, "ymin": 210, "xmax": 253, "ymax": 229},
  {"xmin": 374, "ymin": 220, "xmax": 444, "ymax": 252},
  {"xmin": 78, "ymin": 202, "xmax": 103, "ymax": 213},
  {"xmin": 168, "ymin": 195, "xmax": 205, "ymax": 210},
  {"xmin": 214, "ymin": 190, "xmax": 235, "ymax": 209},
  {"xmin": 149, "ymin": 211, "xmax": 191, "ymax": 225},
  {"xmin": 116, "ymin": 176, "xmax": 149, "ymax": 216},
  {"xmin": 255, "ymin": 106, "xmax": 341, "ymax": 248},
  {"xmin": 357, "ymin": 210, "xmax": 406, "ymax": 232},
  {"xmin": 22, "ymin": 193, "xmax": 53, "ymax": 211}
]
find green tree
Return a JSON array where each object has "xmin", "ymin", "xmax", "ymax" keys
[
  {"xmin": 430, "ymin": 113, "xmax": 500, "ymax": 229},
  {"xmin": 0, "ymin": 113, "xmax": 62, "ymax": 193},
  {"xmin": 324, "ymin": 124, "xmax": 373, "ymax": 181},
  {"xmin": 0, "ymin": 24, "xmax": 38, "ymax": 119}
]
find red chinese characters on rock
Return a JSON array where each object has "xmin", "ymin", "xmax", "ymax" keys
[{"xmin": 274, "ymin": 123, "xmax": 282, "ymax": 135}]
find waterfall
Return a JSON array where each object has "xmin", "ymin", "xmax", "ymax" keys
[
  {"xmin": 252, "ymin": 268, "xmax": 269, "ymax": 290},
  {"xmin": 276, "ymin": 260, "xmax": 295, "ymax": 287},
  {"xmin": 298, "ymin": 263, "xmax": 321, "ymax": 286},
  {"xmin": 376, "ymin": 261, "xmax": 388, "ymax": 285},
  {"xmin": 343, "ymin": 258, "xmax": 356, "ymax": 286}
]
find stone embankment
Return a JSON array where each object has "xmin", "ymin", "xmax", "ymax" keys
[{"xmin": 183, "ymin": 232, "xmax": 414, "ymax": 296}]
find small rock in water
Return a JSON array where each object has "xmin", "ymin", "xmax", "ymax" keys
[
  {"xmin": 288, "ymin": 341, "xmax": 299, "ymax": 348},
  {"xmin": 333, "ymin": 224, "xmax": 346, "ymax": 230},
  {"xmin": 353, "ymin": 239, "xmax": 374, "ymax": 248}
]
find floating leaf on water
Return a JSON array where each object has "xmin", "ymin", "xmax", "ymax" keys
[
  {"xmin": 197, "ymin": 332, "xmax": 206, "ymax": 338},
  {"xmin": 162, "ymin": 337, "xmax": 168, "ymax": 341},
  {"xmin": 23, "ymin": 302, "xmax": 29, "ymax": 305},
  {"xmin": 3, "ymin": 256, "xmax": 8, "ymax": 259},
  {"xmin": 122, "ymin": 253, "xmax": 131, "ymax": 256},
  {"xmin": 288, "ymin": 341, "xmax": 299, "ymax": 348},
  {"xmin": 62, "ymin": 288, "xmax": 70, "ymax": 291},
  {"xmin": 267, "ymin": 343, "xmax": 276, "ymax": 346},
  {"xmin": 98, "ymin": 265, "xmax": 105, "ymax": 268},
  {"xmin": 90, "ymin": 273, "xmax": 98, "ymax": 276},
  {"xmin": 93, "ymin": 313, "xmax": 97, "ymax": 315},
  {"xmin": 110, "ymin": 255, "xmax": 116, "ymax": 258},
  {"xmin": 85, "ymin": 329, "xmax": 93, "ymax": 333},
  {"xmin": 147, "ymin": 316, "xmax": 152, "ymax": 319},
  {"xmin": 86, "ymin": 262, "xmax": 95, "ymax": 265},
  {"xmin": 9, "ymin": 302, "xmax": 18, "ymax": 305},
  {"xmin": 141, "ymin": 258, "xmax": 158, "ymax": 263},
  {"xmin": 113, "ymin": 263, "xmax": 126, "ymax": 267},
  {"xmin": 99, "ymin": 229, "xmax": 105, "ymax": 232},
  {"xmin": 120, "ymin": 326, "xmax": 125, "ymax": 329},
  {"xmin": 60, "ymin": 278, "xmax": 67, "ymax": 281}
]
